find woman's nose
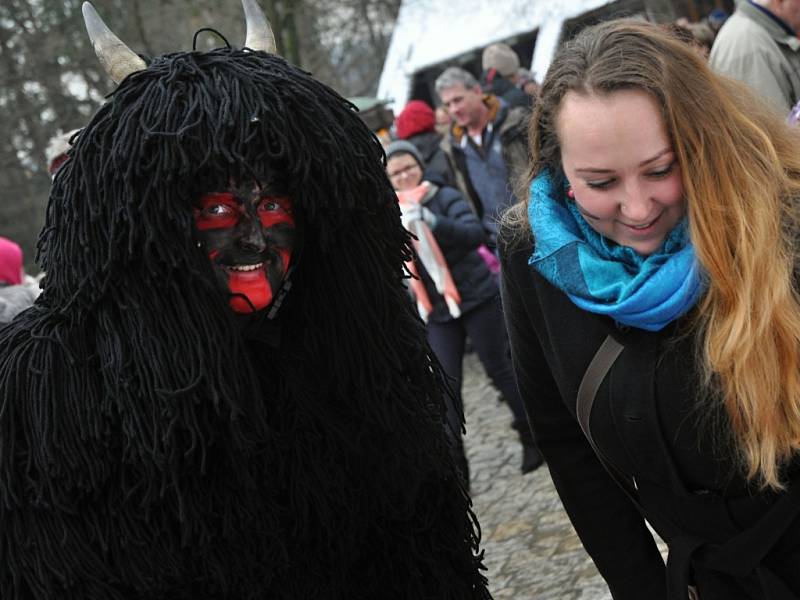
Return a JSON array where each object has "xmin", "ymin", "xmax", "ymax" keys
[{"xmin": 619, "ymin": 183, "xmax": 653, "ymax": 221}]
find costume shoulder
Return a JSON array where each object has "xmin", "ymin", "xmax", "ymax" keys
[
  {"xmin": 0, "ymin": 305, "xmax": 289, "ymax": 599},
  {"xmin": 0, "ymin": 308, "xmax": 108, "ymax": 596},
  {"xmin": 0, "ymin": 305, "xmax": 102, "ymax": 509}
]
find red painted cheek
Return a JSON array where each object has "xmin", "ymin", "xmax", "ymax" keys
[
  {"xmin": 259, "ymin": 212, "xmax": 295, "ymax": 228},
  {"xmin": 194, "ymin": 193, "xmax": 239, "ymax": 230},
  {"xmin": 259, "ymin": 197, "xmax": 295, "ymax": 228},
  {"xmin": 279, "ymin": 249, "xmax": 292, "ymax": 274},
  {"xmin": 196, "ymin": 215, "xmax": 237, "ymax": 230}
]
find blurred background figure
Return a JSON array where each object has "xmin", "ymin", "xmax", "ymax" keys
[
  {"xmin": 516, "ymin": 67, "xmax": 540, "ymax": 99},
  {"xmin": 436, "ymin": 66, "xmax": 530, "ymax": 250},
  {"xmin": 0, "ymin": 237, "xmax": 40, "ymax": 324},
  {"xmin": 45, "ymin": 129, "xmax": 79, "ymax": 178},
  {"xmin": 386, "ymin": 140, "xmax": 543, "ymax": 483},
  {"xmin": 790, "ymin": 98, "xmax": 800, "ymax": 125},
  {"xmin": 707, "ymin": 7, "xmax": 729, "ymax": 34},
  {"xmin": 663, "ymin": 21, "xmax": 714, "ymax": 60},
  {"xmin": 0, "ymin": 237, "xmax": 23, "ymax": 288},
  {"xmin": 710, "ymin": 0, "xmax": 800, "ymax": 112},
  {"xmin": 395, "ymin": 99, "xmax": 454, "ymax": 185},
  {"xmin": 349, "ymin": 96, "xmax": 395, "ymax": 147},
  {"xmin": 435, "ymin": 104, "xmax": 452, "ymax": 136},
  {"xmin": 685, "ymin": 21, "xmax": 715, "ymax": 58},
  {"xmin": 480, "ymin": 42, "xmax": 530, "ymax": 109}
]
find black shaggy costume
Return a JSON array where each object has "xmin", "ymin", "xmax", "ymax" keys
[{"xmin": 0, "ymin": 47, "xmax": 492, "ymax": 599}]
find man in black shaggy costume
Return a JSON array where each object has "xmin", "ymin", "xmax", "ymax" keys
[{"xmin": 0, "ymin": 2, "xmax": 492, "ymax": 598}]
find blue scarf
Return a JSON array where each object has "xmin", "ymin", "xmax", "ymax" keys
[{"xmin": 528, "ymin": 172, "xmax": 705, "ymax": 332}]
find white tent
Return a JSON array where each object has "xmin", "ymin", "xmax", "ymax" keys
[{"xmin": 377, "ymin": 0, "xmax": 629, "ymax": 109}]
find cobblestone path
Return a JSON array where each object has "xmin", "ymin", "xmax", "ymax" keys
[{"xmin": 461, "ymin": 351, "xmax": 613, "ymax": 600}]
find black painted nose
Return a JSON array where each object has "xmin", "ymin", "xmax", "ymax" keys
[{"xmin": 237, "ymin": 219, "xmax": 267, "ymax": 253}]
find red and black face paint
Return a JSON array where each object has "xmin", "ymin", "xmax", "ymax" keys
[{"xmin": 193, "ymin": 182, "xmax": 296, "ymax": 314}]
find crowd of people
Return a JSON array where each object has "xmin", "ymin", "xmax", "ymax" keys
[
  {"xmin": 383, "ymin": 42, "xmax": 542, "ymax": 481},
  {"xmin": 377, "ymin": 2, "xmax": 800, "ymax": 597},
  {"xmin": 376, "ymin": 12, "xmax": 727, "ymax": 482},
  {"xmin": 3, "ymin": 0, "xmax": 800, "ymax": 598}
]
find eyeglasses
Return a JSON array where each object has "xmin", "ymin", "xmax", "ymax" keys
[{"xmin": 388, "ymin": 163, "xmax": 421, "ymax": 179}]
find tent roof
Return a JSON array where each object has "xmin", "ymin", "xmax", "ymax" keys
[{"xmin": 377, "ymin": 0, "xmax": 616, "ymax": 109}]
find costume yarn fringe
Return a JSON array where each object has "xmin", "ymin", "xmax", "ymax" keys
[{"xmin": 0, "ymin": 48, "xmax": 490, "ymax": 599}]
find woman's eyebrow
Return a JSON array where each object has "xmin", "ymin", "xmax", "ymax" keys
[{"xmin": 574, "ymin": 147, "xmax": 672, "ymax": 174}]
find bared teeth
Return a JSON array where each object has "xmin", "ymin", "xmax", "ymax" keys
[{"xmin": 228, "ymin": 263, "xmax": 263, "ymax": 272}]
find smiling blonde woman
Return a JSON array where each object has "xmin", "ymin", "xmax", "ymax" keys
[{"xmin": 501, "ymin": 18, "xmax": 800, "ymax": 600}]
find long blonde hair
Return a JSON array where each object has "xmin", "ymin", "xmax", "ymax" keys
[{"xmin": 525, "ymin": 19, "xmax": 800, "ymax": 489}]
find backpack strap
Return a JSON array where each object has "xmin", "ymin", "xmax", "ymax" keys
[
  {"xmin": 576, "ymin": 335, "xmax": 624, "ymax": 442},
  {"xmin": 576, "ymin": 334, "xmax": 641, "ymax": 504}
]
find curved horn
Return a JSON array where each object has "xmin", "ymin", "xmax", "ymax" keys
[
  {"xmin": 242, "ymin": 0, "xmax": 278, "ymax": 54},
  {"xmin": 82, "ymin": 2, "xmax": 146, "ymax": 83}
]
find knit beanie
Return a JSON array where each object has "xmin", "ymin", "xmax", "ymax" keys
[
  {"xmin": 0, "ymin": 237, "xmax": 23, "ymax": 286},
  {"xmin": 395, "ymin": 100, "xmax": 436, "ymax": 139},
  {"xmin": 385, "ymin": 140, "xmax": 424, "ymax": 167},
  {"xmin": 482, "ymin": 43, "xmax": 520, "ymax": 78}
]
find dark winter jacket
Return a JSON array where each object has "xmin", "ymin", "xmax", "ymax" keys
[
  {"xmin": 499, "ymin": 224, "xmax": 800, "ymax": 600},
  {"xmin": 406, "ymin": 130, "xmax": 454, "ymax": 187},
  {"xmin": 418, "ymin": 182, "xmax": 496, "ymax": 323},
  {"xmin": 440, "ymin": 96, "xmax": 529, "ymax": 246}
]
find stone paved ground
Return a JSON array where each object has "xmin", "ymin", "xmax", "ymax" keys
[{"xmin": 461, "ymin": 350, "xmax": 613, "ymax": 600}]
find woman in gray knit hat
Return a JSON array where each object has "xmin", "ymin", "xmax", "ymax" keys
[{"xmin": 386, "ymin": 140, "xmax": 543, "ymax": 484}]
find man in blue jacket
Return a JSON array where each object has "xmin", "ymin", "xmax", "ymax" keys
[{"xmin": 435, "ymin": 67, "xmax": 529, "ymax": 248}]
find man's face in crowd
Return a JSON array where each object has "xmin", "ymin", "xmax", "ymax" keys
[
  {"xmin": 194, "ymin": 181, "xmax": 296, "ymax": 314},
  {"xmin": 772, "ymin": 0, "xmax": 800, "ymax": 32},
  {"xmin": 439, "ymin": 83, "xmax": 486, "ymax": 130}
]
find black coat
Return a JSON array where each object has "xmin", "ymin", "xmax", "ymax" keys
[
  {"xmin": 500, "ymin": 227, "xmax": 800, "ymax": 600},
  {"xmin": 418, "ymin": 183, "xmax": 496, "ymax": 323}
]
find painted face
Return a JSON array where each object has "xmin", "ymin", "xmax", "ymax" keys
[
  {"xmin": 439, "ymin": 83, "xmax": 486, "ymax": 130},
  {"xmin": 193, "ymin": 182, "xmax": 296, "ymax": 314},
  {"xmin": 387, "ymin": 153, "xmax": 423, "ymax": 191},
  {"xmin": 558, "ymin": 89, "xmax": 686, "ymax": 256}
]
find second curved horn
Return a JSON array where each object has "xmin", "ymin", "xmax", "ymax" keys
[{"xmin": 242, "ymin": 0, "xmax": 278, "ymax": 54}]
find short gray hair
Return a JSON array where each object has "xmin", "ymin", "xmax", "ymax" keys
[{"xmin": 435, "ymin": 67, "xmax": 479, "ymax": 96}]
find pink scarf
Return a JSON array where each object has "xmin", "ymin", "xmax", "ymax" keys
[{"xmin": 397, "ymin": 183, "xmax": 461, "ymax": 322}]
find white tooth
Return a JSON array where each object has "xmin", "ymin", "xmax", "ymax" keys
[{"xmin": 229, "ymin": 263, "xmax": 263, "ymax": 271}]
